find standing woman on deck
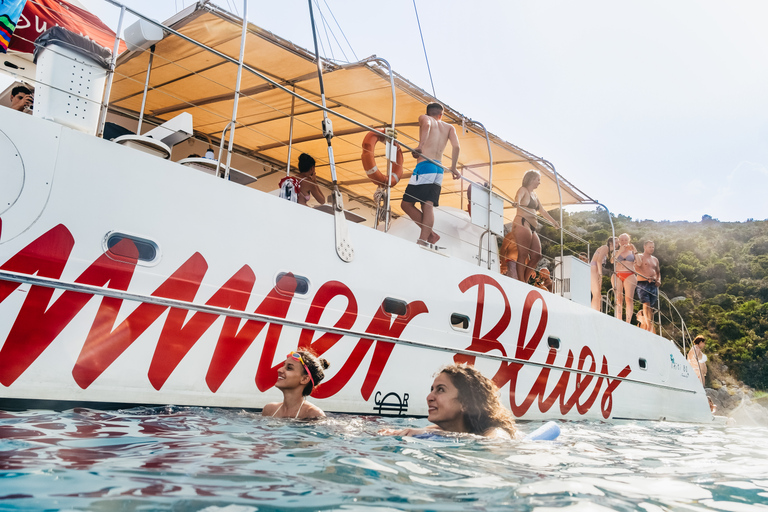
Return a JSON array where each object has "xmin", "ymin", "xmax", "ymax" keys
[
  {"xmin": 262, "ymin": 350, "xmax": 329, "ymax": 419},
  {"xmin": 513, "ymin": 170, "xmax": 560, "ymax": 284},
  {"xmin": 590, "ymin": 237, "xmax": 617, "ymax": 311},
  {"xmin": 611, "ymin": 233, "xmax": 638, "ymax": 322}
]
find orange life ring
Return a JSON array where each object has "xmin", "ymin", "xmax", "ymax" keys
[{"xmin": 361, "ymin": 129, "xmax": 404, "ymax": 187}]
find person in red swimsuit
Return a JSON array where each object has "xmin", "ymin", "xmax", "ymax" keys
[{"xmin": 611, "ymin": 233, "xmax": 638, "ymax": 323}]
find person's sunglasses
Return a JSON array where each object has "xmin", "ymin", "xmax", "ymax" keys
[{"xmin": 287, "ymin": 351, "xmax": 314, "ymax": 387}]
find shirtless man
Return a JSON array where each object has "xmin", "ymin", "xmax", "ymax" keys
[
  {"xmin": 401, "ymin": 103, "xmax": 460, "ymax": 246},
  {"xmin": 634, "ymin": 240, "xmax": 660, "ymax": 332}
]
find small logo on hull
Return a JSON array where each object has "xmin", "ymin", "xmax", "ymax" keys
[{"xmin": 373, "ymin": 391, "xmax": 409, "ymax": 416}]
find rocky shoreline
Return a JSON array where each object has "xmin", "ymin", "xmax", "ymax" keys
[{"xmin": 705, "ymin": 359, "xmax": 768, "ymax": 426}]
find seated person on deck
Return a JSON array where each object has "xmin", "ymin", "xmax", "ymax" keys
[
  {"xmin": 278, "ymin": 153, "xmax": 326, "ymax": 206},
  {"xmin": 534, "ymin": 267, "xmax": 553, "ymax": 292},
  {"xmin": 379, "ymin": 363, "xmax": 518, "ymax": 439},
  {"xmin": 9, "ymin": 85, "xmax": 33, "ymax": 113},
  {"xmin": 500, "ymin": 226, "xmax": 523, "ymax": 279}
]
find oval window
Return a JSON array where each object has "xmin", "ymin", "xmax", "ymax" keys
[
  {"xmin": 106, "ymin": 233, "xmax": 158, "ymax": 263},
  {"xmin": 450, "ymin": 313, "xmax": 470, "ymax": 331},
  {"xmin": 276, "ymin": 272, "xmax": 310, "ymax": 295},
  {"xmin": 382, "ymin": 297, "xmax": 408, "ymax": 316}
]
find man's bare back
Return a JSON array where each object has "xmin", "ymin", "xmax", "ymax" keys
[
  {"xmin": 400, "ymin": 103, "xmax": 461, "ymax": 246},
  {"xmin": 413, "ymin": 112, "xmax": 460, "ymax": 177}
]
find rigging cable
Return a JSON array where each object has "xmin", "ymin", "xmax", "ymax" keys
[
  {"xmin": 312, "ymin": 0, "xmax": 335, "ymax": 62},
  {"xmin": 322, "ymin": 0, "xmax": 358, "ymax": 61},
  {"xmin": 412, "ymin": 0, "xmax": 436, "ymax": 97}
]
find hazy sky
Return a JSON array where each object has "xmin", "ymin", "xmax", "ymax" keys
[{"xmin": 25, "ymin": 1, "xmax": 768, "ymax": 221}]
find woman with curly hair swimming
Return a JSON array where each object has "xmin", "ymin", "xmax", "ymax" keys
[
  {"xmin": 382, "ymin": 363, "xmax": 518, "ymax": 439},
  {"xmin": 262, "ymin": 349, "xmax": 330, "ymax": 420}
]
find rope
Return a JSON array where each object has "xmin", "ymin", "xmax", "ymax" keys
[{"xmin": 412, "ymin": 0, "xmax": 436, "ymax": 98}]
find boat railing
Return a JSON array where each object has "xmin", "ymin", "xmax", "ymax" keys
[
  {"xmin": 0, "ymin": 267, "xmax": 695, "ymax": 397},
  {"xmin": 602, "ymin": 286, "xmax": 693, "ymax": 354},
  {"xmin": 656, "ymin": 290, "xmax": 694, "ymax": 355},
  {"xmin": 21, "ymin": 0, "xmax": 595, "ymax": 293}
]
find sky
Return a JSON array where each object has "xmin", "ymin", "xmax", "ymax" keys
[{"xmin": 11, "ymin": 0, "xmax": 768, "ymax": 222}]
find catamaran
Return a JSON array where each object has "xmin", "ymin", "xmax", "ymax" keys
[{"xmin": 0, "ymin": 0, "xmax": 713, "ymax": 422}]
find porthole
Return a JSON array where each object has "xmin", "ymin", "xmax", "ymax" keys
[
  {"xmin": 382, "ymin": 297, "xmax": 408, "ymax": 316},
  {"xmin": 105, "ymin": 232, "xmax": 159, "ymax": 264},
  {"xmin": 547, "ymin": 336, "xmax": 560, "ymax": 350},
  {"xmin": 638, "ymin": 358, "xmax": 647, "ymax": 370},
  {"xmin": 450, "ymin": 313, "xmax": 470, "ymax": 331},
  {"xmin": 276, "ymin": 272, "xmax": 310, "ymax": 295}
]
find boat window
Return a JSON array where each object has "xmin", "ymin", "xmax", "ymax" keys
[
  {"xmin": 105, "ymin": 232, "xmax": 159, "ymax": 264},
  {"xmin": 638, "ymin": 358, "xmax": 647, "ymax": 370},
  {"xmin": 547, "ymin": 336, "xmax": 560, "ymax": 350},
  {"xmin": 382, "ymin": 297, "xmax": 408, "ymax": 316},
  {"xmin": 450, "ymin": 313, "xmax": 470, "ymax": 331},
  {"xmin": 276, "ymin": 272, "xmax": 310, "ymax": 295}
]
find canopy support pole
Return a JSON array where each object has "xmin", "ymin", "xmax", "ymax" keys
[
  {"xmin": 285, "ymin": 87, "xmax": 296, "ymax": 176},
  {"xmin": 96, "ymin": 4, "xmax": 125, "ymax": 138},
  {"xmin": 135, "ymin": 44, "xmax": 155, "ymax": 135},
  {"xmin": 541, "ymin": 160, "xmax": 565, "ymax": 296},
  {"xmin": 222, "ymin": 0, "xmax": 249, "ymax": 180},
  {"xmin": 478, "ymin": 121, "xmax": 494, "ymax": 270},
  {"xmin": 309, "ymin": 0, "xmax": 353, "ymax": 262},
  {"xmin": 376, "ymin": 58, "xmax": 397, "ymax": 232}
]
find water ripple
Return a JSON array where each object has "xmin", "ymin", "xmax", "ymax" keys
[{"xmin": 0, "ymin": 408, "xmax": 767, "ymax": 511}]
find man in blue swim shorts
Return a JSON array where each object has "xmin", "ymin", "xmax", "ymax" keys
[
  {"xmin": 401, "ymin": 103, "xmax": 460, "ymax": 246},
  {"xmin": 634, "ymin": 240, "xmax": 660, "ymax": 332}
]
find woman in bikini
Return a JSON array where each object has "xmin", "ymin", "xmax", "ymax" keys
[
  {"xmin": 590, "ymin": 236, "xmax": 617, "ymax": 311},
  {"xmin": 380, "ymin": 363, "xmax": 518, "ymax": 439},
  {"xmin": 513, "ymin": 170, "xmax": 559, "ymax": 284},
  {"xmin": 261, "ymin": 350, "xmax": 329, "ymax": 419},
  {"xmin": 296, "ymin": 153, "xmax": 326, "ymax": 206},
  {"xmin": 611, "ymin": 233, "xmax": 638, "ymax": 322}
]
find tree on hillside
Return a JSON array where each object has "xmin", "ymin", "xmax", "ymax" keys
[{"xmin": 539, "ymin": 208, "xmax": 767, "ymax": 390}]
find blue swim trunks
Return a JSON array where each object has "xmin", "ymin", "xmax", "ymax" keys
[
  {"xmin": 636, "ymin": 280, "xmax": 658, "ymax": 308},
  {"xmin": 409, "ymin": 160, "xmax": 444, "ymax": 185}
]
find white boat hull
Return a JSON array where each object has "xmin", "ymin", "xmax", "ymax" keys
[{"xmin": 0, "ymin": 110, "xmax": 712, "ymax": 422}]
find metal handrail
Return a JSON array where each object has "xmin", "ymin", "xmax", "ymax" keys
[
  {"xmin": 96, "ymin": 0, "xmax": 595, "ymax": 280},
  {"xmin": 0, "ymin": 268, "xmax": 697, "ymax": 394}
]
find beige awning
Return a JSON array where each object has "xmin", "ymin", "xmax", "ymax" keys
[{"xmin": 108, "ymin": 3, "xmax": 593, "ymax": 216}]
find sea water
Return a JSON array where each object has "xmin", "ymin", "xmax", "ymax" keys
[{"xmin": 1, "ymin": 407, "xmax": 767, "ymax": 511}]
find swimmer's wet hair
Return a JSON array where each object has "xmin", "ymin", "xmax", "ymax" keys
[
  {"xmin": 295, "ymin": 349, "xmax": 330, "ymax": 396},
  {"xmin": 438, "ymin": 363, "xmax": 516, "ymax": 437}
]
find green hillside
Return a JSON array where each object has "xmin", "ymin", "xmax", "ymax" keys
[{"xmin": 539, "ymin": 210, "xmax": 768, "ymax": 390}]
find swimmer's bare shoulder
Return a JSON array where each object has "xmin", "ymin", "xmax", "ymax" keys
[
  {"xmin": 261, "ymin": 402, "xmax": 280, "ymax": 416},
  {"xmin": 299, "ymin": 402, "xmax": 326, "ymax": 419}
]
